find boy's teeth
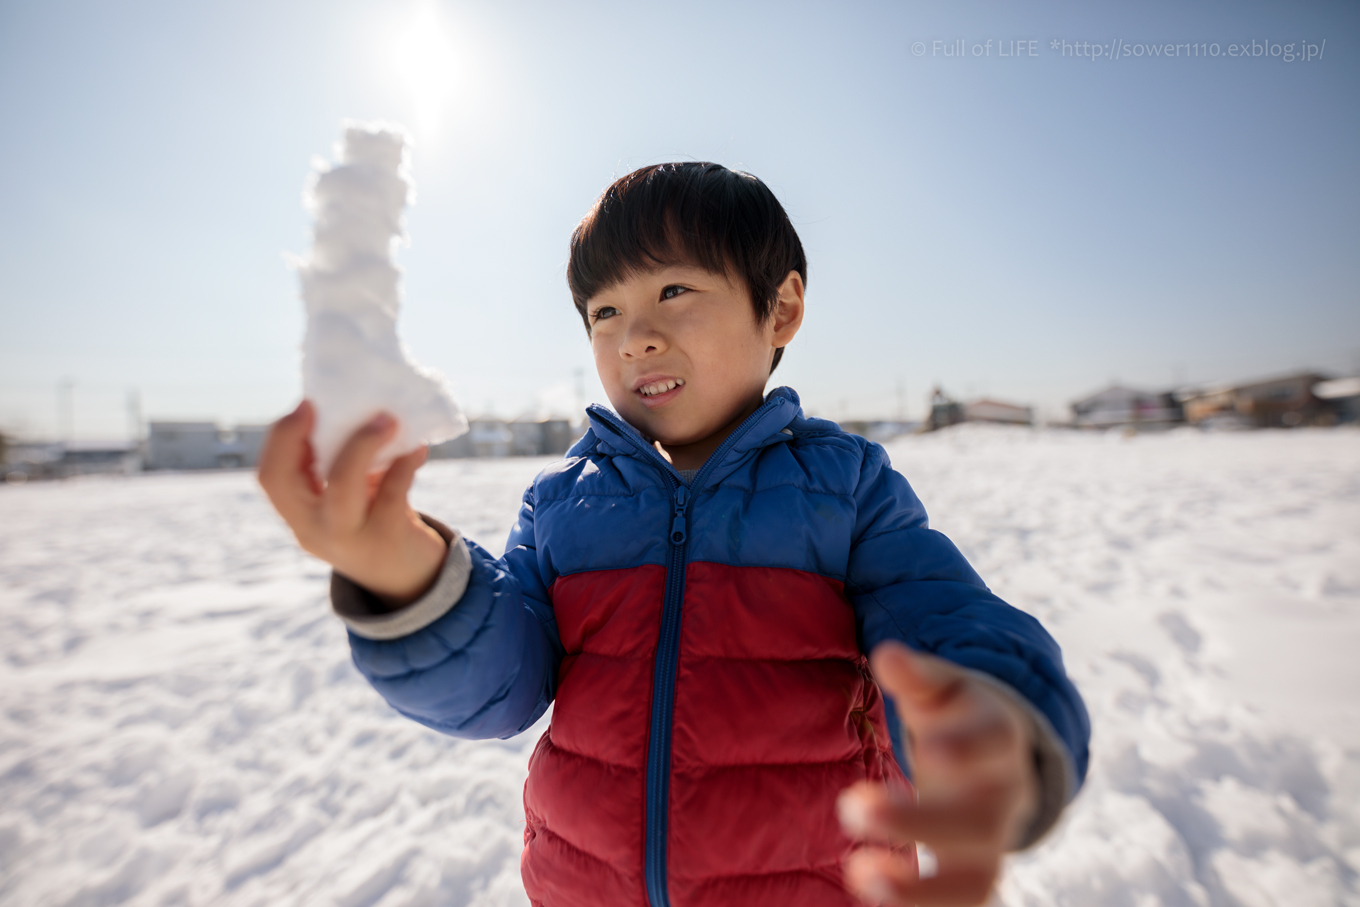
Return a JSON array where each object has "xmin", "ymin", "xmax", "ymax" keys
[{"xmin": 642, "ymin": 378, "xmax": 683, "ymax": 396}]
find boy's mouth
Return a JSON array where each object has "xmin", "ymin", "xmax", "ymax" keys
[{"xmin": 634, "ymin": 376, "xmax": 685, "ymax": 407}]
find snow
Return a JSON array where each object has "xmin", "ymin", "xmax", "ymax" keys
[
  {"xmin": 2, "ymin": 426, "xmax": 1358, "ymax": 906},
  {"xmin": 297, "ymin": 122, "xmax": 466, "ymax": 477}
]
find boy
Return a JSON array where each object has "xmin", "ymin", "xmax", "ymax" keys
[{"xmin": 259, "ymin": 162, "xmax": 1089, "ymax": 907}]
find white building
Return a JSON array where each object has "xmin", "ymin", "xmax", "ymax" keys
[
  {"xmin": 468, "ymin": 419, "xmax": 514, "ymax": 458},
  {"xmin": 146, "ymin": 422, "xmax": 271, "ymax": 470},
  {"xmin": 147, "ymin": 422, "xmax": 221, "ymax": 470},
  {"xmin": 213, "ymin": 425, "xmax": 270, "ymax": 469}
]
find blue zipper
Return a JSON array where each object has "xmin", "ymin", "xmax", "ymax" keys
[
  {"xmin": 643, "ymin": 484, "xmax": 687, "ymax": 907},
  {"xmin": 585, "ymin": 399, "xmax": 784, "ymax": 907}
]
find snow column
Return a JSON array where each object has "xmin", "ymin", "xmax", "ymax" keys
[{"xmin": 298, "ymin": 121, "xmax": 467, "ymax": 477}]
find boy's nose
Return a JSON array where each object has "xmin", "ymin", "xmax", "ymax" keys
[{"xmin": 620, "ymin": 322, "xmax": 667, "ymax": 358}]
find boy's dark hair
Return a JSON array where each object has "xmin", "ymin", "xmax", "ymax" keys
[{"xmin": 567, "ymin": 162, "xmax": 807, "ymax": 373}]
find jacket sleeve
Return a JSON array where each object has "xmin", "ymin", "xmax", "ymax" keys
[
  {"xmin": 844, "ymin": 442, "xmax": 1090, "ymax": 848},
  {"xmin": 332, "ymin": 491, "xmax": 562, "ymax": 740}
]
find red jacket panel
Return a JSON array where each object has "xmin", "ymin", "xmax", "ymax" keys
[{"xmin": 522, "ymin": 562, "xmax": 909, "ymax": 907}]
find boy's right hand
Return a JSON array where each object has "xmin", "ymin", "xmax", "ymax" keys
[
  {"xmin": 257, "ymin": 400, "xmax": 448, "ymax": 609},
  {"xmin": 837, "ymin": 642, "xmax": 1040, "ymax": 907}
]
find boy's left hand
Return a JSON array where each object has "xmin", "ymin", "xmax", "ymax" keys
[{"xmin": 838, "ymin": 641, "xmax": 1039, "ymax": 907}]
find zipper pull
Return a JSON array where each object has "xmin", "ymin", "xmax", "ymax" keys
[{"xmin": 670, "ymin": 485, "xmax": 688, "ymax": 545}]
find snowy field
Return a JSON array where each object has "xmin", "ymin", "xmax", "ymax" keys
[{"xmin": 1, "ymin": 425, "xmax": 1358, "ymax": 907}]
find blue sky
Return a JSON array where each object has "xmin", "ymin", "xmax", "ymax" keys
[{"xmin": 1, "ymin": 0, "xmax": 1356, "ymax": 439}]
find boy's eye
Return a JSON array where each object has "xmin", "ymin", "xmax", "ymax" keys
[
  {"xmin": 590, "ymin": 305, "xmax": 620, "ymax": 322},
  {"xmin": 660, "ymin": 285, "xmax": 689, "ymax": 300}
]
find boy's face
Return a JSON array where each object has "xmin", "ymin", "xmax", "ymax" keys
[{"xmin": 586, "ymin": 264, "xmax": 803, "ymax": 462}]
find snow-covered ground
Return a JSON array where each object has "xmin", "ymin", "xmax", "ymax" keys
[{"xmin": 1, "ymin": 426, "xmax": 1357, "ymax": 906}]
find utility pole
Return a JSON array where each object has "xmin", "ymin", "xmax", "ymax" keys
[
  {"xmin": 126, "ymin": 389, "xmax": 143, "ymax": 447},
  {"xmin": 58, "ymin": 378, "xmax": 75, "ymax": 446}
]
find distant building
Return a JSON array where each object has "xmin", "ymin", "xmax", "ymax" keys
[
  {"xmin": 147, "ymin": 422, "xmax": 222, "ymax": 470},
  {"xmin": 429, "ymin": 429, "xmax": 473, "ymax": 459},
  {"xmin": 57, "ymin": 445, "xmax": 142, "ymax": 477},
  {"xmin": 431, "ymin": 416, "xmax": 580, "ymax": 459},
  {"xmin": 4, "ymin": 441, "xmax": 140, "ymax": 481},
  {"xmin": 235, "ymin": 425, "xmax": 270, "ymax": 466},
  {"xmin": 925, "ymin": 387, "xmax": 1033, "ymax": 431},
  {"xmin": 1179, "ymin": 371, "xmax": 1332, "ymax": 428},
  {"xmin": 927, "ymin": 386, "xmax": 964, "ymax": 431},
  {"xmin": 509, "ymin": 418, "xmax": 543, "ymax": 456},
  {"xmin": 468, "ymin": 419, "xmax": 513, "ymax": 458},
  {"xmin": 146, "ymin": 421, "xmax": 269, "ymax": 470},
  {"xmin": 512, "ymin": 416, "xmax": 576, "ymax": 456},
  {"xmin": 1314, "ymin": 376, "xmax": 1360, "ymax": 425},
  {"xmin": 1071, "ymin": 385, "xmax": 1182, "ymax": 429},
  {"xmin": 540, "ymin": 419, "xmax": 578, "ymax": 455},
  {"xmin": 962, "ymin": 399, "xmax": 1033, "ymax": 426},
  {"xmin": 4, "ymin": 441, "xmax": 62, "ymax": 482},
  {"xmin": 208, "ymin": 425, "xmax": 270, "ymax": 469}
]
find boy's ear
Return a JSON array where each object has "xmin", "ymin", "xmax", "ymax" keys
[{"xmin": 771, "ymin": 270, "xmax": 805, "ymax": 348}]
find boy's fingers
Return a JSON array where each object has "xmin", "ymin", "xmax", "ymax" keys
[
  {"xmin": 871, "ymin": 641, "xmax": 966, "ymax": 713},
  {"xmin": 258, "ymin": 401, "xmax": 311, "ymax": 487},
  {"xmin": 845, "ymin": 848, "xmax": 996, "ymax": 907},
  {"xmin": 258, "ymin": 400, "xmax": 321, "ymax": 520},
  {"xmin": 838, "ymin": 781, "xmax": 1011, "ymax": 851},
  {"xmin": 372, "ymin": 445, "xmax": 427, "ymax": 519},
  {"xmin": 323, "ymin": 413, "xmax": 398, "ymax": 527},
  {"xmin": 843, "ymin": 847, "xmax": 918, "ymax": 906},
  {"xmin": 298, "ymin": 430, "xmax": 323, "ymax": 496}
]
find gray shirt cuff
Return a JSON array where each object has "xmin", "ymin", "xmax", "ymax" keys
[
  {"xmin": 960, "ymin": 669, "xmax": 1078, "ymax": 850},
  {"xmin": 330, "ymin": 514, "xmax": 473, "ymax": 641}
]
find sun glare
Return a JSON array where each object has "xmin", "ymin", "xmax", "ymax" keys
[{"xmin": 387, "ymin": 1, "xmax": 463, "ymax": 136}]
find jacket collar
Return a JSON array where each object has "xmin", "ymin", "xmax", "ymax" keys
[{"xmin": 582, "ymin": 387, "xmax": 804, "ymax": 487}]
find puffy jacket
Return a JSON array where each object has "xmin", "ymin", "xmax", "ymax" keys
[{"xmin": 332, "ymin": 387, "xmax": 1090, "ymax": 907}]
